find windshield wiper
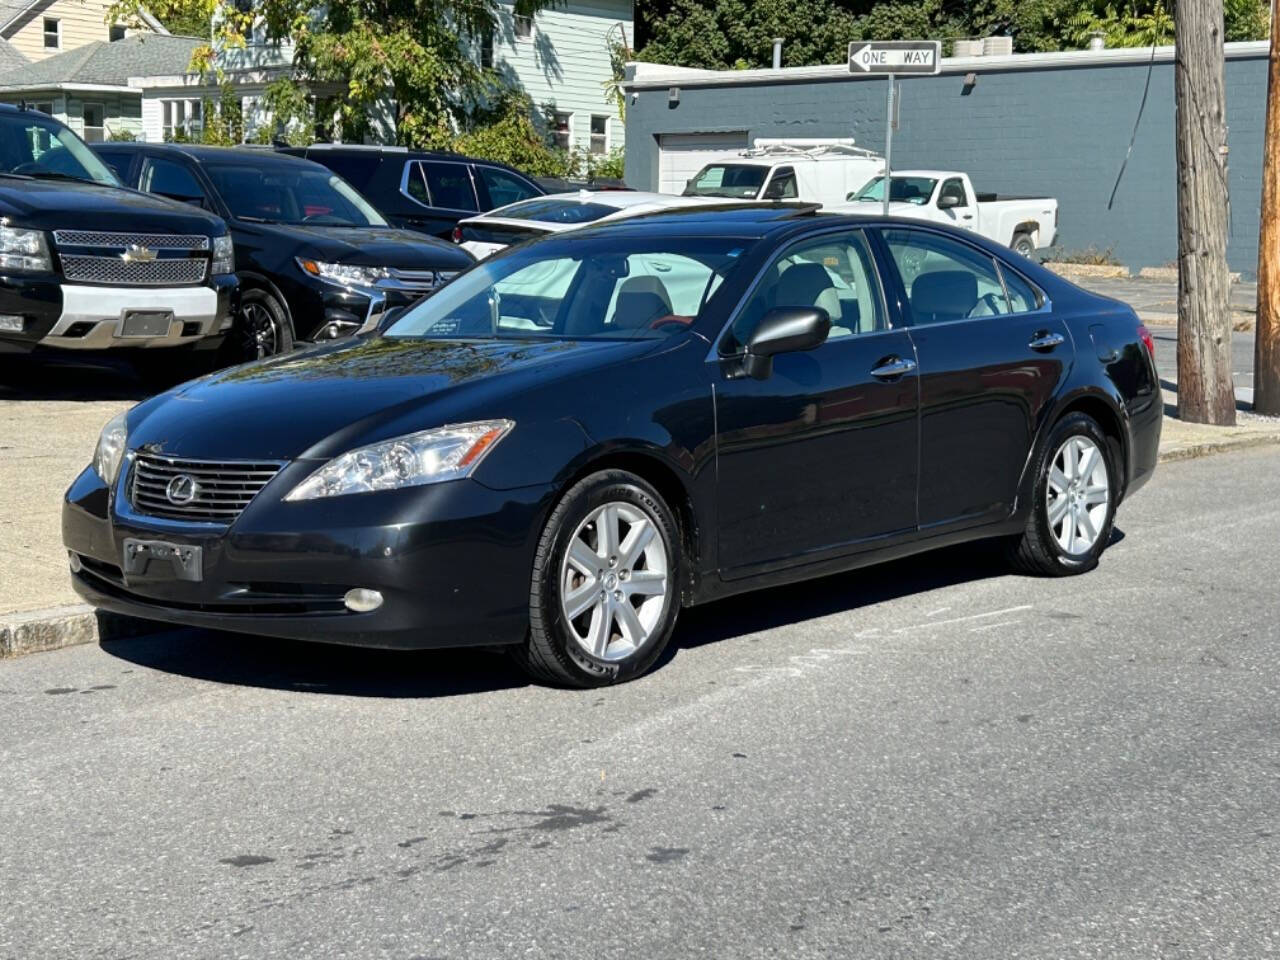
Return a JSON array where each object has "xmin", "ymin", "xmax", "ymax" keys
[
  {"xmin": 21, "ymin": 171, "xmax": 93, "ymax": 183},
  {"xmin": 236, "ymin": 215, "xmax": 281, "ymax": 224}
]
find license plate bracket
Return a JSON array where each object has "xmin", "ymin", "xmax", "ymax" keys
[
  {"xmin": 120, "ymin": 310, "xmax": 174, "ymax": 338},
  {"xmin": 122, "ymin": 538, "xmax": 203, "ymax": 582}
]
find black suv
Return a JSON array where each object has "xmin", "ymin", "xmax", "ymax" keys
[
  {"xmin": 280, "ymin": 145, "xmax": 544, "ymax": 240},
  {"xmin": 94, "ymin": 143, "xmax": 474, "ymax": 360},
  {"xmin": 0, "ymin": 105, "xmax": 236, "ymax": 363}
]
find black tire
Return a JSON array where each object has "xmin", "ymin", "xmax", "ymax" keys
[
  {"xmin": 1011, "ymin": 232, "xmax": 1036, "ymax": 258},
  {"xmin": 224, "ymin": 288, "xmax": 293, "ymax": 365},
  {"xmin": 1007, "ymin": 412, "xmax": 1117, "ymax": 577},
  {"xmin": 511, "ymin": 469, "xmax": 683, "ymax": 688}
]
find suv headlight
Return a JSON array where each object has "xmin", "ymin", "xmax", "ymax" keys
[
  {"xmin": 211, "ymin": 234, "xmax": 234, "ymax": 275},
  {"xmin": 0, "ymin": 223, "xmax": 52, "ymax": 273},
  {"xmin": 285, "ymin": 420, "xmax": 513, "ymax": 501},
  {"xmin": 93, "ymin": 410, "xmax": 128, "ymax": 485},
  {"xmin": 297, "ymin": 258, "xmax": 389, "ymax": 288}
]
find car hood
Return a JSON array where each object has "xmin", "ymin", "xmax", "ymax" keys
[
  {"xmin": 127, "ymin": 335, "xmax": 656, "ymax": 461},
  {"xmin": 243, "ymin": 222, "xmax": 474, "ymax": 269},
  {"xmin": 0, "ymin": 178, "xmax": 224, "ymax": 233}
]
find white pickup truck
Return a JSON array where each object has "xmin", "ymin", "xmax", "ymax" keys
[{"xmin": 835, "ymin": 170, "xmax": 1058, "ymax": 257}]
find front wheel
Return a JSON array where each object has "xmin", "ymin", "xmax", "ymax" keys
[
  {"xmin": 1007, "ymin": 413, "xmax": 1117, "ymax": 576},
  {"xmin": 512, "ymin": 470, "xmax": 682, "ymax": 687},
  {"xmin": 224, "ymin": 289, "xmax": 293, "ymax": 365}
]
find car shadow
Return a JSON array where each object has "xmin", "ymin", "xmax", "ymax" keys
[
  {"xmin": 0, "ymin": 354, "xmax": 194, "ymax": 401},
  {"xmin": 99, "ymin": 532, "xmax": 1107, "ymax": 698}
]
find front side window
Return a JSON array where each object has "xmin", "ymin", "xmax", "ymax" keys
[
  {"xmin": 43, "ymin": 17, "xmax": 59, "ymax": 48},
  {"xmin": 0, "ymin": 111, "xmax": 117, "ymax": 184},
  {"xmin": 727, "ymin": 230, "xmax": 885, "ymax": 351},
  {"xmin": 142, "ymin": 158, "xmax": 205, "ymax": 202},
  {"xmin": 683, "ymin": 163, "xmax": 769, "ymax": 199},
  {"xmin": 762, "ymin": 166, "xmax": 798, "ymax": 200},
  {"xmin": 478, "ymin": 165, "xmax": 539, "ymax": 208},
  {"xmin": 938, "ymin": 178, "xmax": 967, "ymax": 207},
  {"xmin": 883, "ymin": 228, "xmax": 1014, "ymax": 324},
  {"xmin": 205, "ymin": 164, "xmax": 387, "ymax": 226},
  {"xmin": 386, "ymin": 237, "xmax": 749, "ymax": 342}
]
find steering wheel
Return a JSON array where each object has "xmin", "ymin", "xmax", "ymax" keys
[{"xmin": 650, "ymin": 314, "xmax": 694, "ymax": 330}]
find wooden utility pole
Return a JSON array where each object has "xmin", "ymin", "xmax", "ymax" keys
[
  {"xmin": 1255, "ymin": 1, "xmax": 1280, "ymax": 415},
  {"xmin": 1174, "ymin": 0, "xmax": 1236, "ymax": 425}
]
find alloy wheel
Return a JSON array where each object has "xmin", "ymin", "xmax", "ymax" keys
[
  {"xmin": 1046, "ymin": 435, "xmax": 1110, "ymax": 556},
  {"xmin": 559, "ymin": 500, "xmax": 670, "ymax": 662},
  {"xmin": 238, "ymin": 301, "xmax": 280, "ymax": 360}
]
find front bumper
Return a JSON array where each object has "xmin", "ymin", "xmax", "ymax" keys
[
  {"xmin": 0, "ymin": 273, "xmax": 237, "ymax": 352},
  {"xmin": 62, "ymin": 458, "xmax": 553, "ymax": 649}
]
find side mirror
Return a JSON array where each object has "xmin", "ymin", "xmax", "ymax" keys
[
  {"xmin": 937, "ymin": 193, "xmax": 961, "ymax": 210},
  {"xmin": 741, "ymin": 307, "xmax": 830, "ymax": 380}
]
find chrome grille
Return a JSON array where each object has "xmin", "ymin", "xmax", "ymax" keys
[
  {"xmin": 53, "ymin": 231, "xmax": 209, "ymax": 251},
  {"xmin": 129, "ymin": 454, "xmax": 283, "ymax": 523},
  {"xmin": 60, "ymin": 254, "xmax": 208, "ymax": 286},
  {"xmin": 52, "ymin": 230, "xmax": 210, "ymax": 287},
  {"xmin": 387, "ymin": 267, "xmax": 447, "ymax": 292}
]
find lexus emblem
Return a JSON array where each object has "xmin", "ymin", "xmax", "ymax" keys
[
  {"xmin": 165, "ymin": 474, "xmax": 199, "ymax": 505},
  {"xmin": 122, "ymin": 244, "xmax": 157, "ymax": 264}
]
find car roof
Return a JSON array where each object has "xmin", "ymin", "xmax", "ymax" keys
[
  {"xmin": 554, "ymin": 204, "xmax": 844, "ymax": 241},
  {"xmin": 93, "ymin": 142, "xmax": 319, "ymax": 171},
  {"xmin": 286, "ymin": 143, "xmax": 531, "ymax": 174}
]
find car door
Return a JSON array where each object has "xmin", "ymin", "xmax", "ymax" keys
[
  {"xmin": 398, "ymin": 160, "xmax": 480, "ymax": 239},
  {"xmin": 876, "ymin": 225, "xmax": 1071, "ymax": 533},
  {"xmin": 714, "ymin": 229, "xmax": 919, "ymax": 577}
]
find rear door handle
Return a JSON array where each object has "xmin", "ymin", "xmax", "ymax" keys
[
  {"xmin": 1029, "ymin": 331, "xmax": 1065, "ymax": 351},
  {"xmin": 870, "ymin": 356, "xmax": 917, "ymax": 380}
]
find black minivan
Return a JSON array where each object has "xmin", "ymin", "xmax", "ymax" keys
[
  {"xmin": 280, "ymin": 145, "xmax": 545, "ymax": 240},
  {"xmin": 95, "ymin": 143, "xmax": 474, "ymax": 361}
]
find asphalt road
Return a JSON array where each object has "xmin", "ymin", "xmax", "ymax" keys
[{"xmin": 2, "ymin": 448, "xmax": 1278, "ymax": 959}]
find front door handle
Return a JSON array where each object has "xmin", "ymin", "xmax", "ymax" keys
[
  {"xmin": 1029, "ymin": 331, "xmax": 1065, "ymax": 351},
  {"xmin": 870, "ymin": 356, "xmax": 917, "ymax": 380}
]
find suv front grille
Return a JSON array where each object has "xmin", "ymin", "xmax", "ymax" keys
[
  {"xmin": 386, "ymin": 267, "xmax": 454, "ymax": 292},
  {"xmin": 129, "ymin": 454, "xmax": 283, "ymax": 523},
  {"xmin": 52, "ymin": 230, "xmax": 210, "ymax": 287}
]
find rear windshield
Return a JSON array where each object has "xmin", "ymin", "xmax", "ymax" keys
[
  {"xmin": 387, "ymin": 236, "xmax": 751, "ymax": 342},
  {"xmin": 204, "ymin": 163, "xmax": 387, "ymax": 226},
  {"xmin": 0, "ymin": 111, "xmax": 118, "ymax": 185},
  {"xmin": 487, "ymin": 197, "xmax": 618, "ymax": 224},
  {"xmin": 682, "ymin": 164, "xmax": 769, "ymax": 199}
]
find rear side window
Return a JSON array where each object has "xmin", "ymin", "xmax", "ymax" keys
[
  {"xmin": 141, "ymin": 158, "xmax": 204, "ymax": 202},
  {"xmin": 477, "ymin": 165, "xmax": 539, "ymax": 209},
  {"xmin": 883, "ymin": 228, "xmax": 1012, "ymax": 325},
  {"xmin": 999, "ymin": 264, "xmax": 1044, "ymax": 313},
  {"xmin": 414, "ymin": 161, "xmax": 478, "ymax": 211},
  {"xmin": 312, "ymin": 151, "xmax": 381, "ymax": 191}
]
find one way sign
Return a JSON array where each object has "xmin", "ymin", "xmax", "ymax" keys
[{"xmin": 847, "ymin": 40, "xmax": 941, "ymax": 75}]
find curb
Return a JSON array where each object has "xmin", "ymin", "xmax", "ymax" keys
[
  {"xmin": 4, "ymin": 428, "xmax": 1280, "ymax": 662},
  {"xmin": 0, "ymin": 604, "xmax": 164, "ymax": 660}
]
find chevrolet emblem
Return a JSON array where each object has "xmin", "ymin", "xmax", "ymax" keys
[{"xmin": 122, "ymin": 244, "xmax": 157, "ymax": 264}]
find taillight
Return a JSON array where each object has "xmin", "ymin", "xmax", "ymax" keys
[
  {"xmin": 1137, "ymin": 323, "xmax": 1157, "ymax": 374},
  {"xmin": 451, "ymin": 225, "xmax": 463, "ymax": 244}
]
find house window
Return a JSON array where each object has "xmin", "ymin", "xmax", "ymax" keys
[
  {"xmin": 552, "ymin": 111, "xmax": 571, "ymax": 151},
  {"xmin": 514, "ymin": 14, "xmax": 533, "ymax": 40},
  {"xmin": 162, "ymin": 99, "xmax": 202, "ymax": 141},
  {"xmin": 109, "ymin": 24, "xmax": 126, "ymax": 41},
  {"xmin": 82, "ymin": 103, "xmax": 105, "ymax": 142},
  {"xmin": 479, "ymin": 26, "xmax": 494, "ymax": 69},
  {"xmin": 590, "ymin": 115, "xmax": 608, "ymax": 154},
  {"xmin": 34, "ymin": 101, "xmax": 53, "ymax": 116},
  {"xmin": 43, "ymin": 18, "xmax": 60, "ymax": 49}
]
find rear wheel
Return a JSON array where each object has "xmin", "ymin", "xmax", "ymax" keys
[
  {"xmin": 1011, "ymin": 232, "xmax": 1036, "ymax": 258},
  {"xmin": 1008, "ymin": 413, "xmax": 1117, "ymax": 576},
  {"xmin": 512, "ymin": 470, "xmax": 682, "ymax": 687}
]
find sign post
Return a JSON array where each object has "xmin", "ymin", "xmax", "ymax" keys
[{"xmin": 847, "ymin": 40, "xmax": 942, "ymax": 216}]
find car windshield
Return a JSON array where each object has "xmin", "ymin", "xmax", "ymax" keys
[
  {"xmin": 204, "ymin": 163, "xmax": 387, "ymax": 226},
  {"xmin": 386, "ymin": 236, "xmax": 750, "ymax": 342},
  {"xmin": 682, "ymin": 164, "xmax": 769, "ymax": 199},
  {"xmin": 849, "ymin": 176, "xmax": 938, "ymax": 205},
  {"xmin": 0, "ymin": 111, "xmax": 119, "ymax": 185},
  {"xmin": 487, "ymin": 197, "xmax": 621, "ymax": 224}
]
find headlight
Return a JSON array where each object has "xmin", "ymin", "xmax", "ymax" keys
[
  {"xmin": 0, "ymin": 223, "xmax": 52, "ymax": 273},
  {"xmin": 211, "ymin": 234, "xmax": 234, "ymax": 275},
  {"xmin": 296, "ymin": 258, "xmax": 389, "ymax": 288},
  {"xmin": 285, "ymin": 420, "xmax": 514, "ymax": 501},
  {"xmin": 93, "ymin": 411, "xmax": 128, "ymax": 485}
]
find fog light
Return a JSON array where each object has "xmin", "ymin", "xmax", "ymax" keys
[
  {"xmin": 68, "ymin": 552, "xmax": 82, "ymax": 573},
  {"xmin": 0, "ymin": 314, "xmax": 24, "ymax": 333},
  {"xmin": 344, "ymin": 588, "xmax": 383, "ymax": 613}
]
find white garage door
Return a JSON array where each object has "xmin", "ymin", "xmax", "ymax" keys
[{"xmin": 657, "ymin": 131, "xmax": 749, "ymax": 195}]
